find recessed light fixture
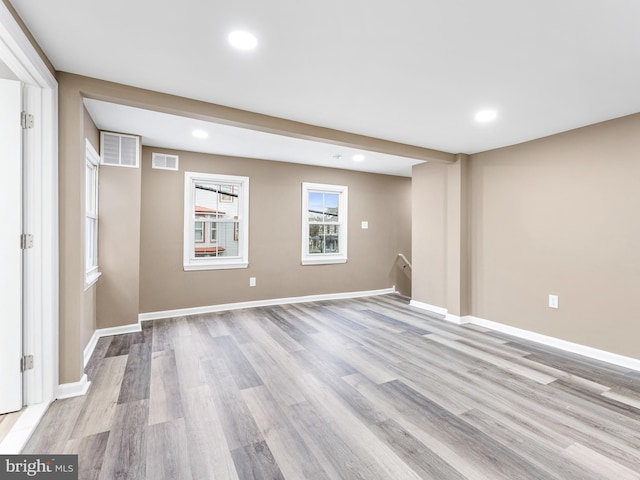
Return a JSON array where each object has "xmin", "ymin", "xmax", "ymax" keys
[
  {"xmin": 192, "ymin": 129, "xmax": 208, "ymax": 139},
  {"xmin": 228, "ymin": 30, "xmax": 258, "ymax": 50},
  {"xmin": 352, "ymin": 154, "xmax": 365, "ymax": 162},
  {"xmin": 475, "ymin": 109, "xmax": 497, "ymax": 123}
]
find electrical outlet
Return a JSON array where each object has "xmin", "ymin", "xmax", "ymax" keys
[
  {"xmin": 249, "ymin": 277, "xmax": 256, "ymax": 287},
  {"xmin": 361, "ymin": 221, "xmax": 369, "ymax": 229},
  {"xmin": 548, "ymin": 294, "xmax": 558, "ymax": 309}
]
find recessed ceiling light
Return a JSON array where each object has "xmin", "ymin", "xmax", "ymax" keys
[
  {"xmin": 475, "ymin": 110, "xmax": 497, "ymax": 123},
  {"xmin": 228, "ymin": 30, "xmax": 258, "ymax": 50},
  {"xmin": 192, "ymin": 130, "xmax": 208, "ymax": 139},
  {"xmin": 352, "ymin": 154, "xmax": 365, "ymax": 162}
]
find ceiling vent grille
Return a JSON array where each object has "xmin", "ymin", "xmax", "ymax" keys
[
  {"xmin": 152, "ymin": 152, "xmax": 179, "ymax": 171},
  {"xmin": 100, "ymin": 132, "xmax": 140, "ymax": 168}
]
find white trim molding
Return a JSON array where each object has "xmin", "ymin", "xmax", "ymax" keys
[
  {"xmin": 409, "ymin": 301, "xmax": 469, "ymax": 325},
  {"xmin": 140, "ymin": 287, "xmax": 396, "ymax": 322},
  {"xmin": 409, "ymin": 300, "xmax": 447, "ymax": 317},
  {"xmin": 57, "ymin": 374, "xmax": 91, "ymax": 400},
  {"xmin": 0, "ymin": 402, "xmax": 50, "ymax": 454},
  {"xmin": 466, "ymin": 316, "xmax": 640, "ymax": 372},
  {"xmin": 301, "ymin": 182, "xmax": 348, "ymax": 265},
  {"xmin": 408, "ymin": 301, "xmax": 640, "ymax": 371},
  {"xmin": 83, "ymin": 323, "xmax": 142, "ymax": 368}
]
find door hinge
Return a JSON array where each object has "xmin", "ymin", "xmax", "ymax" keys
[
  {"xmin": 21, "ymin": 233, "xmax": 34, "ymax": 249},
  {"xmin": 21, "ymin": 111, "xmax": 34, "ymax": 129},
  {"xmin": 21, "ymin": 355, "xmax": 34, "ymax": 372}
]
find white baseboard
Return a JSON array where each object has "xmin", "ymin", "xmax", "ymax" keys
[
  {"xmin": 467, "ymin": 316, "xmax": 640, "ymax": 372},
  {"xmin": 57, "ymin": 374, "xmax": 91, "ymax": 400},
  {"xmin": 0, "ymin": 402, "xmax": 50, "ymax": 454},
  {"xmin": 409, "ymin": 301, "xmax": 468, "ymax": 325},
  {"xmin": 139, "ymin": 287, "xmax": 397, "ymax": 322},
  {"xmin": 409, "ymin": 300, "xmax": 447, "ymax": 317},
  {"xmin": 408, "ymin": 301, "xmax": 640, "ymax": 371},
  {"xmin": 83, "ymin": 322, "xmax": 142, "ymax": 367}
]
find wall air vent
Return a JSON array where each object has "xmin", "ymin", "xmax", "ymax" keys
[
  {"xmin": 100, "ymin": 131, "xmax": 140, "ymax": 168},
  {"xmin": 152, "ymin": 152, "xmax": 179, "ymax": 171}
]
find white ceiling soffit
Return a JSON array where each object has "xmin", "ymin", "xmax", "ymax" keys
[
  {"xmin": 12, "ymin": 0, "xmax": 640, "ymax": 154},
  {"xmin": 84, "ymin": 99, "xmax": 423, "ymax": 177}
]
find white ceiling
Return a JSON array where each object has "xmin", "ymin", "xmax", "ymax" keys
[
  {"xmin": 10, "ymin": 0, "xmax": 640, "ymax": 162},
  {"xmin": 84, "ymin": 99, "xmax": 423, "ymax": 176}
]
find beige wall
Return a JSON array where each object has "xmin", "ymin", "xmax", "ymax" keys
[
  {"xmin": 470, "ymin": 114, "xmax": 640, "ymax": 359},
  {"xmin": 412, "ymin": 162, "xmax": 447, "ymax": 307},
  {"xmin": 139, "ymin": 148, "xmax": 411, "ymax": 312},
  {"xmin": 411, "ymin": 155, "xmax": 469, "ymax": 316},
  {"xmin": 58, "ymin": 78, "xmax": 91, "ymax": 383},
  {"xmin": 96, "ymin": 162, "xmax": 141, "ymax": 329},
  {"xmin": 58, "ymin": 72, "xmax": 429, "ymax": 383}
]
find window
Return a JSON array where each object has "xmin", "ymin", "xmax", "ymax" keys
[
  {"xmin": 85, "ymin": 139, "xmax": 101, "ymax": 288},
  {"xmin": 210, "ymin": 222, "xmax": 217, "ymax": 242},
  {"xmin": 184, "ymin": 172, "xmax": 249, "ymax": 270},
  {"xmin": 194, "ymin": 221, "xmax": 204, "ymax": 242},
  {"xmin": 302, "ymin": 182, "xmax": 348, "ymax": 265}
]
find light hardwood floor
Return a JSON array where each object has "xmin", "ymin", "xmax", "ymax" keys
[{"xmin": 24, "ymin": 295, "xmax": 640, "ymax": 479}]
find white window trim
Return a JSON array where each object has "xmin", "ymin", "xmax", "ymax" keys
[
  {"xmin": 301, "ymin": 182, "xmax": 348, "ymax": 265},
  {"xmin": 84, "ymin": 139, "xmax": 101, "ymax": 289},
  {"xmin": 183, "ymin": 172, "xmax": 249, "ymax": 271}
]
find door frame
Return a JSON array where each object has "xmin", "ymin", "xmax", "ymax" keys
[{"xmin": 0, "ymin": 1, "xmax": 58, "ymax": 451}]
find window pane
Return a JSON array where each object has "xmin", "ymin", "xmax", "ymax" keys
[
  {"xmin": 323, "ymin": 193, "xmax": 339, "ymax": 222},
  {"xmin": 323, "ymin": 225, "xmax": 340, "ymax": 253},
  {"xmin": 308, "ymin": 224, "xmax": 341, "ymax": 254},
  {"xmin": 194, "ymin": 222, "xmax": 239, "ymax": 258},
  {"xmin": 309, "ymin": 224, "xmax": 322, "ymax": 254},
  {"xmin": 192, "ymin": 182, "xmax": 242, "ymax": 258},
  {"xmin": 308, "ymin": 191, "xmax": 324, "ymax": 222}
]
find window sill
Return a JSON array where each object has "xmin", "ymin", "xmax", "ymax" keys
[
  {"xmin": 301, "ymin": 256, "xmax": 348, "ymax": 266},
  {"xmin": 84, "ymin": 270, "xmax": 102, "ymax": 290},
  {"xmin": 183, "ymin": 261, "xmax": 248, "ymax": 271}
]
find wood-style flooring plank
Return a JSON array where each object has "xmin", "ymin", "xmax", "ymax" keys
[
  {"xmin": 98, "ymin": 399, "xmax": 149, "ymax": 480},
  {"xmin": 241, "ymin": 385, "xmax": 330, "ymax": 480},
  {"xmin": 182, "ymin": 385, "xmax": 239, "ymax": 480},
  {"xmin": 148, "ymin": 349, "xmax": 184, "ymax": 426},
  {"xmin": 145, "ymin": 418, "xmax": 193, "ymax": 480},
  {"xmin": 117, "ymin": 341, "xmax": 152, "ymax": 404},
  {"xmin": 71, "ymin": 355, "xmax": 128, "ymax": 438},
  {"xmin": 23, "ymin": 294, "xmax": 640, "ymax": 480},
  {"xmin": 231, "ymin": 441, "xmax": 285, "ymax": 480},
  {"xmin": 63, "ymin": 431, "xmax": 110, "ymax": 480}
]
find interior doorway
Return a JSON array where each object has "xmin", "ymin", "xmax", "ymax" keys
[{"xmin": 0, "ymin": 2, "xmax": 59, "ymax": 453}]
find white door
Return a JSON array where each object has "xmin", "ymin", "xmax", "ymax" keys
[{"xmin": 0, "ymin": 78, "xmax": 23, "ymax": 414}]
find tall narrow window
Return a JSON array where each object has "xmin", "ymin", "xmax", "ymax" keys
[
  {"xmin": 85, "ymin": 139, "xmax": 101, "ymax": 288},
  {"xmin": 184, "ymin": 172, "xmax": 249, "ymax": 271},
  {"xmin": 301, "ymin": 182, "xmax": 348, "ymax": 265}
]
